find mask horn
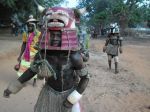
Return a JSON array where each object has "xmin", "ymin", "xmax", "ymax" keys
[
  {"xmin": 78, "ymin": 7, "xmax": 87, "ymax": 14},
  {"xmin": 34, "ymin": 0, "xmax": 45, "ymax": 13}
]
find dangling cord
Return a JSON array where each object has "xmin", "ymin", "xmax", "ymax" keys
[
  {"xmin": 61, "ymin": 29, "xmax": 71, "ymax": 92},
  {"xmin": 44, "ymin": 20, "xmax": 48, "ymax": 61},
  {"xmin": 38, "ymin": 30, "xmax": 46, "ymax": 84},
  {"xmin": 42, "ymin": 20, "xmax": 48, "ymax": 85},
  {"xmin": 66, "ymin": 31, "xmax": 71, "ymax": 64},
  {"xmin": 39, "ymin": 21, "xmax": 48, "ymax": 84},
  {"xmin": 39, "ymin": 30, "xmax": 46, "ymax": 60},
  {"xmin": 41, "ymin": 31, "xmax": 46, "ymax": 84}
]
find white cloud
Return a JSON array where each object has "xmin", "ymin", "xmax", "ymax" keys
[{"xmin": 61, "ymin": 0, "xmax": 78, "ymax": 8}]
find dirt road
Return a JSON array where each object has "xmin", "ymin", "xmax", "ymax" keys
[{"xmin": 0, "ymin": 38, "xmax": 150, "ymax": 112}]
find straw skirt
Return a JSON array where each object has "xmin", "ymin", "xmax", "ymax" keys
[{"xmin": 34, "ymin": 84, "xmax": 73, "ymax": 112}]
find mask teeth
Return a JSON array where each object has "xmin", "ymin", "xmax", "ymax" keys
[
  {"xmin": 53, "ymin": 19, "xmax": 58, "ymax": 22},
  {"xmin": 48, "ymin": 22, "xmax": 64, "ymax": 27}
]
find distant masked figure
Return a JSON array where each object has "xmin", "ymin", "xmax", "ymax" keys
[{"xmin": 103, "ymin": 23, "xmax": 123, "ymax": 74}]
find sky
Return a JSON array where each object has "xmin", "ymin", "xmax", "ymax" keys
[{"xmin": 61, "ymin": 0, "xmax": 78, "ymax": 8}]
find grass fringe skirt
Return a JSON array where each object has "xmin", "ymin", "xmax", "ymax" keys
[{"xmin": 34, "ymin": 84, "xmax": 73, "ymax": 112}]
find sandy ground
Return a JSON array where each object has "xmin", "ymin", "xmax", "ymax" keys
[{"xmin": 0, "ymin": 36, "xmax": 150, "ymax": 112}]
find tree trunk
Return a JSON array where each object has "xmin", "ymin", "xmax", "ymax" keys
[{"xmin": 119, "ymin": 15, "xmax": 128, "ymax": 36}]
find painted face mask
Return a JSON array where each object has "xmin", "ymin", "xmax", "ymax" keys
[
  {"xmin": 39, "ymin": 7, "xmax": 79, "ymax": 51},
  {"xmin": 35, "ymin": 0, "xmax": 87, "ymax": 51}
]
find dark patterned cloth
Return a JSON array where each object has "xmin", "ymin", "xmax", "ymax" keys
[
  {"xmin": 105, "ymin": 35, "xmax": 122, "ymax": 56},
  {"xmin": 106, "ymin": 44, "xmax": 119, "ymax": 56}
]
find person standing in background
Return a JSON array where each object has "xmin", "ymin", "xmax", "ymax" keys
[{"xmin": 15, "ymin": 15, "xmax": 41, "ymax": 86}]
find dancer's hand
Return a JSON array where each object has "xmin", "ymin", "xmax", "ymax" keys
[
  {"xmin": 14, "ymin": 64, "xmax": 20, "ymax": 71},
  {"xmin": 63, "ymin": 99, "xmax": 73, "ymax": 108},
  {"xmin": 103, "ymin": 46, "xmax": 106, "ymax": 52},
  {"xmin": 3, "ymin": 80, "xmax": 23, "ymax": 98},
  {"xmin": 3, "ymin": 89, "xmax": 12, "ymax": 98},
  {"xmin": 119, "ymin": 47, "xmax": 123, "ymax": 54},
  {"xmin": 17, "ymin": 56, "xmax": 21, "ymax": 62}
]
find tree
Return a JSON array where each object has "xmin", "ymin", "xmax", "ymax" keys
[
  {"xmin": 77, "ymin": 0, "xmax": 150, "ymax": 35},
  {"xmin": 0, "ymin": 0, "xmax": 17, "ymax": 8},
  {"xmin": 0, "ymin": 0, "xmax": 64, "ymax": 23}
]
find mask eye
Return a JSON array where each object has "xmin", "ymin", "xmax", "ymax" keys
[
  {"xmin": 47, "ymin": 12, "xmax": 52, "ymax": 15},
  {"xmin": 46, "ymin": 10, "xmax": 53, "ymax": 15},
  {"xmin": 58, "ymin": 13, "xmax": 63, "ymax": 16}
]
